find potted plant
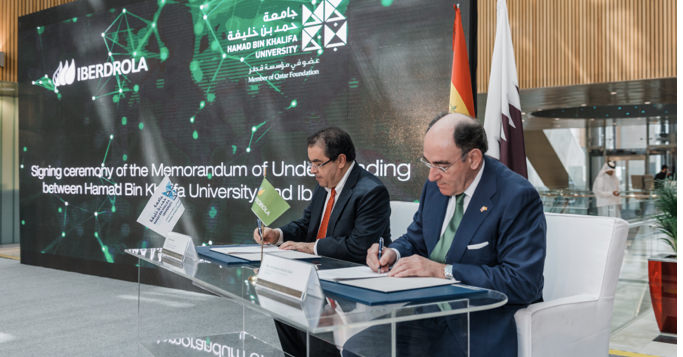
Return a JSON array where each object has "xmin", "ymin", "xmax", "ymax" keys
[{"xmin": 648, "ymin": 179, "xmax": 677, "ymax": 335}]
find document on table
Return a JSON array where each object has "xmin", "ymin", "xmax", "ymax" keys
[
  {"xmin": 337, "ymin": 277, "xmax": 457, "ymax": 292},
  {"xmin": 317, "ymin": 266, "xmax": 388, "ymax": 281},
  {"xmin": 210, "ymin": 245, "xmax": 279, "ymax": 255},
  {"xmin": 209, "ymin": 245, "xmax": 319, "ymax": 261},
  {"xmin": 268, "ymin": 250, "xmax": 320, "ymax": 260}
]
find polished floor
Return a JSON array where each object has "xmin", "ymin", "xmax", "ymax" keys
[
  {"xmin": 0, "ymin": 219, "xmax": 677, "ymax": 356},
  {"xmin": 608, "ymin": 220, "xmax": 677, "ymax": 357}
]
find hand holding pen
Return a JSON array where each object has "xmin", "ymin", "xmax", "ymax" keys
[
  {"xmin": 367, "ymin": 237, "xmax": 395, "ymax": 273},
  {"xmin": 252, "ymin": 224, "xmax": 278, "ymax": 244}
]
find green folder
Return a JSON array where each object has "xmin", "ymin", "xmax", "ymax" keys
[{"xmin": 251, "ymin": 178, "xmax": 290, "ymax": 226}]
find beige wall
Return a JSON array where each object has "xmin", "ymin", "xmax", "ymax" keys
[
  {"xmin": 0, "ymin": 0, "xmax": 678, "ymax": 86},
  {"xmin": 0, "ymin": 93, "xmax": 19, "ymax": 244},
  {"xmin": 0, "ymin": 0, "xmax": 77, "ymax": 82},
  {"xmin": 477, "ymin": 0, "xmax": 677, "ymax": 92}
]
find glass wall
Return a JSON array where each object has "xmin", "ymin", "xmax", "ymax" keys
[{"xmin": 537, "ymin": 115, "xmax": 675, "ymax": 221}]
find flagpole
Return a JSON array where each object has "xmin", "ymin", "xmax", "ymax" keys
[{"xmin": 260, "ymin": 167, "xmax": 268, "ymax": 262}]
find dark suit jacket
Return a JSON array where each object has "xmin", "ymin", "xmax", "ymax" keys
[
  {"xmin": 279, "ymin": 164, "xmax": 391, "ymax": 264},
  {"xmin": 391, "ymin": 156, "xmax": 546, "ymax": 357}
]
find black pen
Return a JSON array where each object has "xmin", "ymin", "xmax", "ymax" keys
[
  {"xmin": 257, "ymin": 219, "xmax": 264, "ymax": 261},
  {"xmin": 378, "ymin": 237, "xmax": 384, "ymax": 271}
]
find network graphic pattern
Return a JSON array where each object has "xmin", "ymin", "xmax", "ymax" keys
[
  {"xmin": 23, "ymin": 0, "xmax": 352, "ymax": 264},
  {"xmin": 31, "ymin": 4, "xmax": 168, "ymax": 104},
  {"xmin": 33, "ymin": 135, "xmax": 121, "ymax": 263}
]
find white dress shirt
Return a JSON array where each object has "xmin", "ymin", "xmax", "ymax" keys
[{"xmin": 391, "ymin": 160, "xmax": 485, "ymax": 261}]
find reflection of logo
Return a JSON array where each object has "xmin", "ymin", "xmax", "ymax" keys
[
  {"xmin": 53, "ymin": 59, "xmax": 76, "ymax": 88},
  {"xmin": 162, "ymin": 182, "xmax": 178, "ymax": 200},
  {"xmin": 302, "ymin": 0, "xmax": 347, "ymax": 52}
]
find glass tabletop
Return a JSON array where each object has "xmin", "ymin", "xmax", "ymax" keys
[{"xmin": 125, "ymin": 247, "xmax": 507, "ymax": 334}]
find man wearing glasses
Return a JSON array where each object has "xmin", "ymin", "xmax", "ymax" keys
[
  {"xmin": 253, "ymin": 126, "xmax": 391, "ymax": 357},
  {"xmin": 346, "ymin": 113, "xmax": 546, "ymax": 357}
]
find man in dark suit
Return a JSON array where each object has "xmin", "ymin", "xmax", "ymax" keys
[
  {"xmin": 345, "ymin": 113, "xmax": 546, "ymax": 357},
  {"xmin": 253, "ymin": 126, "xmax": 391, "ymax": 356}
]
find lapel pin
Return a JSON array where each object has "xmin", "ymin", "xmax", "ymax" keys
[{"xmin": 480, "ymin": 206, "xmax": 488, "ymax": 212}]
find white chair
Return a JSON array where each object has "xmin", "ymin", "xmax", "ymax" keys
[
  {"xmin": 389, "ymin": 200, "xmax": 419, "ymax": 239},
  {"xmin": 515, "ymin": 213, "xmax": 629, "ymax": 357}
]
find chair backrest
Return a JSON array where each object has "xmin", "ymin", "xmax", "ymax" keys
[
  {"xmin": 543, "ymin": 213, "xmax": 629, "ymax": 301},
  {"xmin": 389, "ymin": 201, "xmax": 419, "ymax": 240}
]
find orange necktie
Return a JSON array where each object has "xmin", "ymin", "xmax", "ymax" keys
[{"xmin": 316, "ymin": 188, "xmax": 336, "ymax": 239}]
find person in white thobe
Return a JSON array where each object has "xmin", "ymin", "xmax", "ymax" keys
[{"xmin": 592, "ymin": 161, "xmax": 621, "ymax": 217}]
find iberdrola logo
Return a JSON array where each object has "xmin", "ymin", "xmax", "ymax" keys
[{"xmin": 53, "ymin": 59, "xmax": 76, "ymax": 88}]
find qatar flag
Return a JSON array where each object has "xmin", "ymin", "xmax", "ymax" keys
[{"xmin": 483, "ymin": 0, "xmax": 528, "ymax": 178}]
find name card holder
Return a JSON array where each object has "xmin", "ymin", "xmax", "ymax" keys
[
  {"xmin": 255, "ymin": 255, "xmax": 324, "ymax": 328},
  {"xmin": 161, "ymin": 232, "xmax": 198, "ymax": 269},
  {"xmin": 256, "ymin": 255, "xmax": 323, "ymax": 303}
]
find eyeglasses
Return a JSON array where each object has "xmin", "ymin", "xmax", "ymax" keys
[
  {"xmin": 419, "ymin": 157, "xmax": 454, "ymax": 173},
  {"xmin": 309, "ymin": 159, "xmax": 333, "ymax": 171},
  {"xmin": 420, "ymin": 151, "xmax": 469, "ymax": 173}
]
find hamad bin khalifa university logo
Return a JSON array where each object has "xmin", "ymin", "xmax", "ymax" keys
[{"xmin": 301, "ymin": 0, "xmax": 348, "ymax": 51}]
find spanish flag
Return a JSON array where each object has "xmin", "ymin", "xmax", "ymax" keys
[{"xmin": 449, "ymin": 5, "xmax": 475, "ymax": 117}]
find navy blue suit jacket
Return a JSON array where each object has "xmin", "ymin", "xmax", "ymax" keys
[
  {"xmin": 279, "ymin": 164, "xmax": 391, "ymax": 264},
  {"xmin": 391, "ymin": 156, "xmax": 546, "ymax": 357}
]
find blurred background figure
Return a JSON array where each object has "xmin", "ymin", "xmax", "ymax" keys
[
  {"xmin": 593, "ymin": 161, "xmax": 621, "ymax": 217},
  {"xmin": 654, "ymin": 165, "xmax": 669, "ymax": 189}
]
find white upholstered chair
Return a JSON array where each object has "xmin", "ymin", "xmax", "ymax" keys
[
  {"xmin": 389, "ymin": 200, "xmax": 419, "ymax": 239},
  {"xmin": 515, "ymin": 213, "xmax": 629, "ymax": 357}
]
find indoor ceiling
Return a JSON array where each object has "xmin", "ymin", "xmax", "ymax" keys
[{"xmin": 477, "ymin": 77, "xmax": 676, "ymax": 130}]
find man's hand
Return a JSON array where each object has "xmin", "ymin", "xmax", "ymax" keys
[
  {"xmin": 367, "ymin": 243, "xmax": 396, "ymax": 273},
  {"xmin": 279, "ymin": 241, "xmax": 315, "ymax": 254},
  {"xmin": 388, "ymin": 254, "xmax": 446, "ymax": 278},
  {"xmin": 252, "ymin": 227, "xmax": 279, "ymax": 245}
]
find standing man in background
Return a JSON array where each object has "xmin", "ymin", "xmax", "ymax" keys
[
  {"xmin": 593, "ymin": 161, "xmax": 621, "ymax": 217},
  {"xmin": 253, "ymin": 126, "xmax": 391, "ymax": 356}
]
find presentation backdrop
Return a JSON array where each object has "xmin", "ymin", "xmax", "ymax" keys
[{"xmin": 18, "ymin": 0, "xmax": 475, "ymax": 277}]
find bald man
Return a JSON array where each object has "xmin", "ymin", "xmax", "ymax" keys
[{"xmin": 345, "ymin": 113, "xmax": 546, "ymax": 357}]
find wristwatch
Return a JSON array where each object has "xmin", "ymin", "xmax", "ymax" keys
[{"xmin": 444, "ymin": 264, "xmax": 454, "ymax": 280}]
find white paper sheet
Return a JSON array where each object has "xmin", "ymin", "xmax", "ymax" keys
[
  {"xmin": 268, "ymin": 250, "xmax": 320, "ymax": 260},
  {"xmin": 227, "ymin": 252, "xmax": 269, "ymax": 261},
  {"xmin": 337, "ymin": 277, "xmax": 456, "ymax": 292},
  {"xmin": 317, "ymin": 266, "xmax": 387, "ymax": 281},
  {"xmin": 209, "ymin": 245, "xmax": 319, "ymax": 261},
  {"xmin": 210, "ymin": 245, "xmax": 279, "ymax": 255}
]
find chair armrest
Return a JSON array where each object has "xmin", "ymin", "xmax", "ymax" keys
[
  {"xmin": 518, "ymin": 294, "xmax": 597, "ymax": 316},
  {"xmin": 515, "ymin": 294, "xmax": 614, "ymax": 357}
]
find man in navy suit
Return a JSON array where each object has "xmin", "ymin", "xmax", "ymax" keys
[
  {"xmin": 345, "ymin": 113, "xmax": 546, "ymax": 357},
  {"xmin": 253, "ymin": 127, "xmax": 391, "ymax": 356}
]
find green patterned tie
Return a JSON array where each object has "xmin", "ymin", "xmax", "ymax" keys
[{"xmin": 430, "ymin": 194, "xmax": 465, "ymax": 263}]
